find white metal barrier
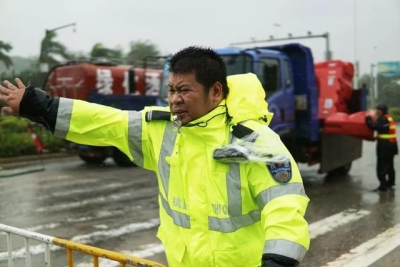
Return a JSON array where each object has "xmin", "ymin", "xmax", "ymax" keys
[{"xmin": 0, "ymin": 223, "xmax": 166, "ymax": 267}]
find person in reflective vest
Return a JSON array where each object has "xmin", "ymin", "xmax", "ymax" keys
[
  {"xmin": 0, "ymin": 46, "xmax": 310, "ymax": 267},
  {"xmin": 366, "ymin": 103, "xmax": 398, "ymax": 192}
]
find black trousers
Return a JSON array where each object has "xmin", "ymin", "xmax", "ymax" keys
[{"xmin": 377, "ymin": 152, "xmax": 396, "ymax": 190}]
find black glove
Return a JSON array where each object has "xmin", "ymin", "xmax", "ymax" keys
[
  {"xmin": 261, "ymin": 254, "xmax": 299, "ymax": 267},
  {"xmin": 261, "ymin": 259, "xmax": 287, "ymax": 267},
  {"xmin": 20, "ymin": 85, "xmax": 60, "ymax": 133},
  {"xmin": 365, "ymin": 115, "xmax": 372, "ymax": 123}
]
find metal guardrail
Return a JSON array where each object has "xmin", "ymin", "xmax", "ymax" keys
[{"xmin": 0, "ymin": 223, "xmax": 166, "ymax": 267}]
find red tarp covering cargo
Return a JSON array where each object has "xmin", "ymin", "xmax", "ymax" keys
[
  {"xmin": 323, "ymin": 110, "xmax": 376, "ymax": 140},
  {"xmin": 315, "ymin": 60, "xmax": 354, "ymax": 119},
  {"xmin": 44, "ymin": 63, "xmax": 162, "ymax": 101}
]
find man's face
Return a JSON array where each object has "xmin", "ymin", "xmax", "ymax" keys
[
  {"xmin": 376, "ymin": 109, "xmax": 383, "ymax": 117},
  {"xmin": 168, "ymin": 72, "xmax": 221, "ymax": 125}
]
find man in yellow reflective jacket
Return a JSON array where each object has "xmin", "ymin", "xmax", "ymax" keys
[{"xmin": 0, "ymin": 46, "xmax": 310, "ymax": 267}]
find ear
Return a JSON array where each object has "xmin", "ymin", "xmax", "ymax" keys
[{"xmin": 210, "ymin": 82, "xmax": 223, "ymax": 102}]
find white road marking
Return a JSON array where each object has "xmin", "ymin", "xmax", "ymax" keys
[
  {"xmin": 309, "ymin": 209, "xmax": 371, "ymax": 239},
  {"xmin": 0, "ymin": 207, "xmax": 143, "ymax": 233},
  {"xmin": 35, "ymin": 187, "xmax": 156, "ymax": 212},
  {"xmin": 38, "ymin": 182, "xmax": 124, "ymax": 200},
  {"xmin": 323, "ymin": 223, "xmax": 400, "ymax": 267}
]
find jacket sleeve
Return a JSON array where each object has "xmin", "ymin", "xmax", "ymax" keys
[
  {"xmin": 365, "ymin": 115, "xmax": 390, "ymax": 132},
  {"xmin": 19, "ymin": 86, "xmax": 151, "ymax": 168},
  {"xmin": 245, "ymin": 123, "xmax": 310, "ymax": 265}
]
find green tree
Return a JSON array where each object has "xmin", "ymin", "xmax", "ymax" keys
[
  {"xmin": 69, "ymin": 51, "xmax": 90, "ymax": 62},
  {"xmin": 377, "ymin": 75, "xmax": 394, "ymax": 91},
  {"xmin": 126, "ymin": 40, "xmax": 162, "ymax": 67},
  {"xmin": 0, "ymin": 41, "xmax": 13, "ymax": 69},
  {"xmin": 39, "ymin": 31, "xmax": 70, "ymax": 67},
  {"xmin": 90, "ymin": 43, "xmax": 123, "ymax": 63},
  {"xmin": 0, "ymin": 58, "xmax": 41, "ymax": 87},
  {"xmin": 377, "ymin": 82, "xmax": 400, "ymax": 108}
]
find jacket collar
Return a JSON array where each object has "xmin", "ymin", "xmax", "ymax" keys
[{"xmin": 179, "ymin": 100, "xmax": 228, "ymax": 135}]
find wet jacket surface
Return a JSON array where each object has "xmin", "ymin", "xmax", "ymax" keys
[{"xmin": 20, "ymin": 74, "xmax": 310, "ymax": 267}]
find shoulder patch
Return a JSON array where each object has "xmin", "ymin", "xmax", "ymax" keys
[{"xmin": 266, "ymin": 161, "xmax": 292, "ymax": 184}]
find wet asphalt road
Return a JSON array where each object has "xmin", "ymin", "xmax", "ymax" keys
[{"xmin": 0, "ymin": 137, "xmax": 399, "ymax": 267}]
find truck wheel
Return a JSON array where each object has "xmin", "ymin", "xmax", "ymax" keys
[
  {"xmin": 327, "ymin": 162, "xmax": 352, "ymax": 176},
  {"xmin": 79, "ymin": 155, "xmax": 106, "ymax": 165},
  {"xmin": 112, "ymin": 148, "xmax": 136, "ymax": 167}
]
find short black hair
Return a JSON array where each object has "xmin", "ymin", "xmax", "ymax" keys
[{"xmin": 169, "ymin": 46, "xmax": 229, "ymax": 98}]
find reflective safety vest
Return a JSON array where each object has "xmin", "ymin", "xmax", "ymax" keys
[
  {"xmin": 53, "ymin": 74, "xmax": 310, "ymax": 267},
  {"xmin": 378, "ymin": 114, "xmax": 397, "ymax": 143}
]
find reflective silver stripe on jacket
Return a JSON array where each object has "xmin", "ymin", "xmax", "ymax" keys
[
  {"xmin": 256, "ymin": 183, "xmax": 307, "ymax": 210},
  {"xmin": 227, "ymin": 163, "xmax": 242, "ymax": 216},
  {"xmin": 54, "ymin": 98, "xmax": 74, "ymax": 139},
  {"xmin": 264, "ymin": 239, "xmax": 307, "ymax": 262},
  {"xmin": 160, "ymin": 194, "xmax": 190, "ymax": 229},
  {"xmin": 158, "ymin": 122, "xmax": 177, "ymax": 196},
  {"xmin": 128, "ymin": 111, "xmax": 144, "ymax": 167},
  {"xmin": 208, "ymin": 157, "xmax": 262, "ymax": 232},
  {"xmin": 209, "ymin": 210, "xmax": 261, "ymax": 233},
  {"xmin": 157, "ymin": 123, "xmax": 185, "ymax": 227}
]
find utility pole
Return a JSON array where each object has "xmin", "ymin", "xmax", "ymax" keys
[
  {"xmin": 230, "ymin": 31, "xmax": 332, "ymax": 61},
  {"xmin": 46, "ymin": 23, "xmax": 76, "ymax": 36},
  {"xmin": 370, "ymin": 63, "xmax": 376, "ymax": 108},
  {"xmin": 353, "ymin": 0, "xmax": 359, "ymax": 88}
]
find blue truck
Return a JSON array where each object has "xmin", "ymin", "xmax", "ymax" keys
[{"xmin": 158, "ymin": 43, "xmax": 369, "ymax": 175}]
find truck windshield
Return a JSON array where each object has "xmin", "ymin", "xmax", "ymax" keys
[{"xmin": 221, "ymin": 54, "xmax": 253, "ymax": 75}]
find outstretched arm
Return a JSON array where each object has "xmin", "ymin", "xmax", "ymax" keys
[{"xmin": 0, "ymin": 79, "xmax": 141, "ymax": 163}]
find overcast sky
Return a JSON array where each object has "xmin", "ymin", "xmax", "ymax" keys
[{"xmin": 1, "ymin": 0, "xmax": 399, "ymax": 75}]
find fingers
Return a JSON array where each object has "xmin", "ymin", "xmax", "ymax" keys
[
  {"xmin": 3, "ymin": 80, "xmax": 18, "ymax": 91},
  {"xmin": 0, "ymin": 84, "xmax": 10, "ymax": 96},
  {"xmin": 15, "ymin": 78, "xmax": 26, "ymax": 89},
  {"xmin": 1, "ymin": 107, "xmax": 13, "ymax": 115}
]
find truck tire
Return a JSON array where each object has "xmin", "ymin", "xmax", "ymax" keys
[
  {"xmin": 112, "ymin": 148, "xmax": 136, "ymax": 167},
  {"xmin": 79, "ymin": 155, "xmax": 106, "ymax": 165},
  {"xmin": 327, "ymin": 162, "xmax": 352, "ymax": 176}
]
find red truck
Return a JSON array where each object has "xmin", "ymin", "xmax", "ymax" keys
[{"xmin": 43, "ymin": 61, "xmax": 163, "ymax": 166}]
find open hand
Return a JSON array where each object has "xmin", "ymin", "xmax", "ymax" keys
[{"xmin": 0, "ymin": 78, "xmax": 26, "ymax": 116}]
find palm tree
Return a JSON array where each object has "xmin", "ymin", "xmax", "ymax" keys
[
  {"xmin": 126, "ymin": 40, "xmax": 162, "ymax": 67},
  {"xmin": 39, "ymin": 31, "xmax": 70, "ymax": 67},
  {"xmin": 0, "ymin": 41, "xmax": 13, "ymax": 69},
  {"xmin": 90, "ymin": 43, "xmax": 123, "ymax": 63}
]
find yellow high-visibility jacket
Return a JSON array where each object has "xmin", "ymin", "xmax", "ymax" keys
[{"xmin": 53, "ymin": 73, "xmax": 310, "ymax": 267}]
